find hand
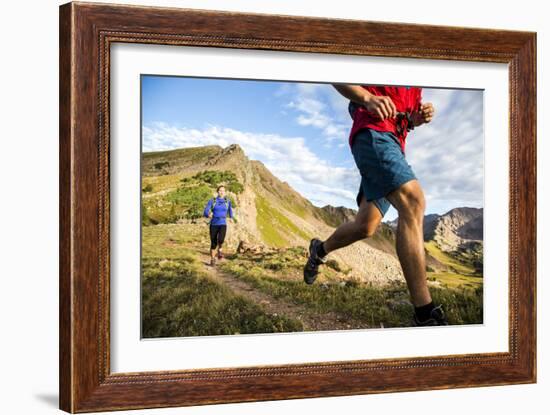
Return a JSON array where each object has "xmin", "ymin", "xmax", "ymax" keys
[
  {"xmin": 411, "ymin": 102, "xmax": 435, "ymax": 126},
  {"xmin": 362, "ymin": 94, "xmax": 397, "ymax": 120},
  {"xmin": 208, "ymin": 212, "xmax": 213, "ymax": 218}
]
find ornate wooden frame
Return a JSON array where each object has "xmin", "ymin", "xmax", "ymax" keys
[{"xmin": 59, "ymin": 2, "xmax": 536, "ymax": 412}]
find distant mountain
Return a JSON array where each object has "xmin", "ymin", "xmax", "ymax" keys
[
  {"xmin": 386, "ymin": 213, "xmax": 439, "ymax": 231},
  {"xmin": 386, "ymin": 207, "xmax": 483, "ymax": 273},
  {"xmin": 423, "ymin": 207, "xmax": 483, "ymax": 251},
  {"xmin": 319, "ymin": 205, "xmax": 357, "ymax": 227},
  {"xmin": 423, "ymin": 207, "xmax": 483, "ymax": 273},
  {"xmin": 387, "ymin": 209, "xmax": 482, "ymax": 246}
]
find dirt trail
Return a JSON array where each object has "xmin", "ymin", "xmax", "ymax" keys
[{"xmin": 199, "ymin": 253, "xmax": 370, "ymax": 332}]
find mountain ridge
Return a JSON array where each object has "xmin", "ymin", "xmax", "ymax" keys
[{"xmin": 142, "ymin": 143, "xmax": 483, "ymax": 284}]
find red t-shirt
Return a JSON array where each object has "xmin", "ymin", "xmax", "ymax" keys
[{"xmin": 349, "ymin": 85, "xmax": 422, "ymax": 153}]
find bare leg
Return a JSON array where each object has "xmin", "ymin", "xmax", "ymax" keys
[
  {"xmin": 323, "ymin": 196, "xmax": 383, "ymax": 254},
  {"xmin": 385, "ymin": 179, "xmax": 432, "ymax": 307}
]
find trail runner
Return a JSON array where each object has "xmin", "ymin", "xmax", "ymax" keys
[
  {"xmin": 203, "ymin": 185, "xmax": 234, "ymax": 266},
  {"xmin": 303, "ymin": 84, "xmax": 448, "ymax": 326}
]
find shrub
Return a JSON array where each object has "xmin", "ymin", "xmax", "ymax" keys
[
  {"xmin": 192, "ymin": 170, "xmax": 244, "ymax": 194},
  {"xmin": 167, "ymin": 184, "xmax": 213, "ymax": 220},
  {"xmin": 148, "ymin": 170, "xmax": 241, "ymax": 224}
]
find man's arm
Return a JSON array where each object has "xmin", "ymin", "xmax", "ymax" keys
[
  {"xmin": 332, "ymin": 84, "xmax": 371, "ymax": 105},
  {"xmin": 408, "ymin": 88, "xmax": 434, "ymax": 128},
  {"xmin": 332, "ymin": 84, "xmax": 396, "ymax": 120},
  {"xmin": 410, "ymin": 103, "xmax": 435, "ymax": 127}
]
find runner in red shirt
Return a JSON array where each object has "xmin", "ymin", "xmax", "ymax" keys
[{"xmin": 303, "ymin": 84, "xmax": 448, "ymax": 326}]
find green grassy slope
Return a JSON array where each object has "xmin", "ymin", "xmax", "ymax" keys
[
  {"xmin": 255, "ymin": 194, "xmax": 311, "ymax": 247},
  {"xmin": 142, "ymin": 145, "xmax": 223, "ymax": 176},
  {"xmin": 251, "ymin": 160, "xmax": 317, "ymax": 221},
  {"xmin": 141, "ymin": 225, "xmax": 303, "ymax": 338},
  {"xmin": 424, "ymin": 240, "xmax": 483, "ymax": 289},
  {"xmin": 221, "ymin": 249, "xmax": 483, "ymax": 327}
]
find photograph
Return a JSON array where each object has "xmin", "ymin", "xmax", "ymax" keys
[
  {"xmin": 140, "ymin": 76, "xmax": 484, "ymax": 338},
  {"xmin": 50, "ymin": 1, "xmax": 537, "ymax": 412}
]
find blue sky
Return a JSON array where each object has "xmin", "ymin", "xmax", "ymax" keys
[{"xmin": 142, "ymin": 75, "xmax": 484, "ymax": 221}]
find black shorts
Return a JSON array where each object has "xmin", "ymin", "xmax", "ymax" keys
[{"xmin": 209, "ymin": 224, "xmax": 227, "ymax": 249}]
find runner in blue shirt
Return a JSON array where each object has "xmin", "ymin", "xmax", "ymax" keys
[{"xmin": 203, "ymin": 185, "xmax": 234, "ymax": 266}]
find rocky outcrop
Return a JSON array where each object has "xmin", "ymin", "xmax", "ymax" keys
[
  {"xmin": 424, "ymin": 207, "xmax": 483, "ymax": 253},
  {"xmin": 319, "ymin": 205, "xmax": 357, "ymax": 227}
]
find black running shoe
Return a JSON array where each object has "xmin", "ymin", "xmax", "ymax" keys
[
  {"xmin": 413, "ymin": 305, "xmax": 449, "ymax": 326},
  {"xmin": 303, "ymin": 238, "xmax": 327, "ymax": 285}
]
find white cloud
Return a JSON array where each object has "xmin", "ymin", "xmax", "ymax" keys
[
  {"xmin": 406, "ymin": 88, "xmax": 484, "ymax": 209},
  {"xmin": 281, "ymin": 83, "xmax": 350, "ymax": 144},
  {"xmin": 143, "ymin": 123, "xmax": 360, "ymax": 208}
]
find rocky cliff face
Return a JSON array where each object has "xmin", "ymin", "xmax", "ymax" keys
[
  {"xmin": 387, "ymin": 208, "xmax": 483, "ymax": 252},
  {"xmin": 319, "ymin": 205, "xmax": 357, "ymax": 227},
  {"xmin": 424, "ymin": 207, "xmax": 483, "ymax": 253}
]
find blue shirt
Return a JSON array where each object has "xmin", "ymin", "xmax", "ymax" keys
[{"xmin": 203, "ymin": 197, "xmax": 233, "ymax": 226}]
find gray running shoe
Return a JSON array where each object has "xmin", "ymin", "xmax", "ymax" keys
[{"xmin": 303, "ymin": 238, "xmax": 327, "ymax": 285}]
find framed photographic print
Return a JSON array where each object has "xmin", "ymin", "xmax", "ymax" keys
[{"xmin": 59, "ymin": 2, "xmax": 536, "ymax": 412}]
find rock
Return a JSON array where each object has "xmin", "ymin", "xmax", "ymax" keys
[
  {"xmin": 236, "ymin": 240, "xmax": 249, "ymax": 253},
  {"xmin": 237, "ymin": 240, "xmax": 270, "ymax": 255}
]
